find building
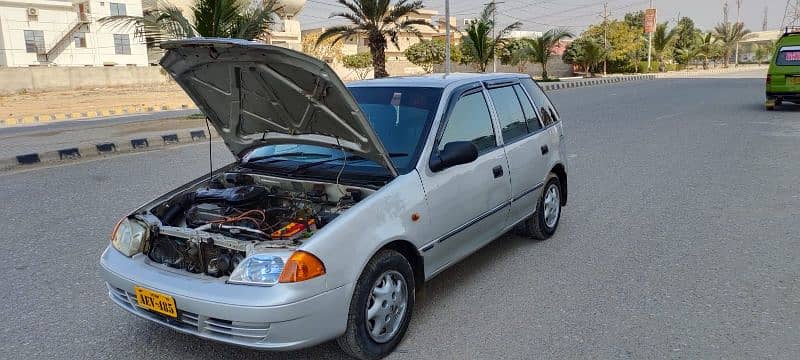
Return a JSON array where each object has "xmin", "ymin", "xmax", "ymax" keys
[
  {"xmin": 738, "ymin": 30, "xmax": 782, "ymax": 63},
  {"xmin": 263, "ymin": 0, "xmax": 304, "ymax": 51},
  {"xmin": 0, "ymin": 0, "xmax": 148, "ymax": 66}
]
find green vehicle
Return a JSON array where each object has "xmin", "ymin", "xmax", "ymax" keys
[{"xmin": 766, "ymin": 27, "xmax": 800, "ymax": 110}]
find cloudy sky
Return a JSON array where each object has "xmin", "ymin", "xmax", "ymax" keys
[{"xmin": 298, "ymin": 0, "xmax": 790, "ymax": 33}]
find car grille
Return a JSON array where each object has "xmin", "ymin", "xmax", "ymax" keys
[{"xmin": 107, "ymin": 284, "xmax": 270, "ymax": 343}]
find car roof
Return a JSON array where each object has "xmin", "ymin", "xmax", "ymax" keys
[{"xmin": 347, "ymin": 72, "xmax": 531, "ymax": 89}]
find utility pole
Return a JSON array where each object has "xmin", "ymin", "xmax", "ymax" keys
[
  {"xmin": 647, "ymin": 0, "xmax": 653, "ymax": 72},
  {"xmin": 762, "ymin": 6, "xmax": 769, "ymax": 31},
  {"xmin": 445, "ymin": 0, "xmax": 451, "ymax": 74},
  {"xmin": 782, "ymin": 0, "xmax": 800, "ymax": 29},
  {"xmin": 735, "ymin": 0, "xmax": 741, "ymax": 67},
  {"xmin": 602, "ymin": 2, "xmax": 609, "ymax": 75}
]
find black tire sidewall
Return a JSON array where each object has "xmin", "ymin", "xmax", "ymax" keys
[{"xmin": 343, "ymin": 250, "xmax": 415, "ymax": 359}]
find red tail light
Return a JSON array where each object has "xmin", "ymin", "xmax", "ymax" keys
[{"xmin": 766, "ymin": 75, "xmax": 772, "ymax": 85}]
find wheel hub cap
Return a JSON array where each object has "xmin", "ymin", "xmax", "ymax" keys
[
  {"xmin": 365, "ymin": 270, "xmax": 408, "ymax": 343},
  {"xmin": 543, "ymin": 184, "xmax": 560, "ymax": 228}
]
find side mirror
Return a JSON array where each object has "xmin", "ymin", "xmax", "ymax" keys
[{"xmin": 429, "ymin": 141, "xmax": 479, "ymax": 172}]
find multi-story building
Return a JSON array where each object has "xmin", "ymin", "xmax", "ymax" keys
[{"xmin": 0, "ymin": 0, "xmax": 148, "ymax": 66}]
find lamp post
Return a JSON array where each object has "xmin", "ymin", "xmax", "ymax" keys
[{"xmin": 445, "ymin": 0, "xmax": 451, "ymax": 74}]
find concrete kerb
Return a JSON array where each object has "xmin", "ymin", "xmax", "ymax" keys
[
  {"xmin": 1, "ymin": 128, "xmax": 210, "ymax": 173},
  {"xmin": 1, "ymin": 104, "xmax": 198, "ymax": 128}
]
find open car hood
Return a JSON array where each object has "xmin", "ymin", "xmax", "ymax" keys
[{"xmin": 160, "ymin": 38, "xmax": 397, "ymax": 176}]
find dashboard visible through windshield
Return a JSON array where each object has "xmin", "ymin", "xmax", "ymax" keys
[{"xmin": 242, "ymin": 86, "xmax": 444, "ymax": 177}]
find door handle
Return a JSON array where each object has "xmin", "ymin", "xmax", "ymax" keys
[
  {"xmin": 492, "ymin": 165, "xmax": 503, "ymax": 178},
  {"xmin": 541, "ymin": 145, "xmax": 549, "ymax": 155}
]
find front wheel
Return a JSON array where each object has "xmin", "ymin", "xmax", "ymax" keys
[
  {"xmin": 518, "ymin": 173, "xmax": 562, "ymax": 240},
  {"xmin": 337, "ymin": 250, "xmax": 415, "ymax": 360}
]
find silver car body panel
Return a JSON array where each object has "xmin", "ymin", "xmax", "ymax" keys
[
  {"xmin": 160, "ymin": 38, "xmax": 398, "ymax": 176},
  {"xmin": 102, "ymin": 71, "xmax": 567, "ymax": 350}
]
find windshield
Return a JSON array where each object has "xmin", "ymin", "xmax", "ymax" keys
[
  {"xmin": 776, "ymin": 46, "xmax": 800, "ymax": 66},
  {"xmin": 241, "ymin": 86, "xmax": 443, "ymax": 176}
]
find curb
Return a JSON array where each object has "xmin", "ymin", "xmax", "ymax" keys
[
  {"xmin": 0, "ymin": 128, "xmax": 211, "ymax": 173},
  {"xmin": 1, "ymin": 104, "xmax": 198, "ymax": 127},
  {"xmin": 540, "ymin": 74, "xmax": 656, "ymax": 91}
]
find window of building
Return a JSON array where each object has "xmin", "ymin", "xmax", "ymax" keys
[
  {"xmin": 73, "ymin": 32, "xmax": 87, "ymax": 48},
  {"xmin": 439, "ymin": 91, "xmax": 497, "ymax": 153},
  {"xmin": 113, "ymin": 34, "xmax": 131, "ymax": 54},
  {"xmin": 488, "ymin": 85, "xmax": 529, "ymax": 143},
  {"xmin": 24, "ymin": 30, "xmax": 45, "ymax": 53},
  {"xmin": 109, "ymin": 3, "xmax": 126, "ymax": 16}
]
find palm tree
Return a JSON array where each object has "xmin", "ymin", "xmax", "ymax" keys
[
  {"xmin": 461, "ymin": 2, "xmax": 522, "ymax": 72},
  {"xmin": 652, "ymin": 22, "xmax": 677, "ymax": 72},
  {"xmin": 99, "ymin": 0, "xmax": 278, "ymax": 44},
  {"xmin": 522, "ymin": 28, "xmax": 573, "ymax": 80},
  {"xmin": 579, "ymin": 38, "xmax": 606, "ymax": 77},
  {"xmin": 712, "ymin": 21, "xmax": 752, "ymax": 67},
  {"xmin": 316, "ymin": 0, "xmax": 432, "ymax": 78},
  {"xmin": 696, "ymin": 32, "xmax": 717, "ymax": 69}
]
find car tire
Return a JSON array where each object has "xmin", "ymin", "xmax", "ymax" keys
[
  {"xmin": 336, "ymin": 250, "xmax": 415, "ymax": 360},
  {"xmin": 518, "ymin": 173, "xmax": 562, "ymax": 240}
]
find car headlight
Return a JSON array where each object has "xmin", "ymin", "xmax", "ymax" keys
[
  {"xmin": 111, "ymin": 218, "xmax": 149, "ymax": 257},
  {"xmin": 228, "ymin": 250, "xmax": 325, "ymax": 286}
]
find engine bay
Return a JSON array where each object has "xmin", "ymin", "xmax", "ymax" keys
[{"xmin": 141, "ymin": 171, "xmax": 372, "ymax": 278}]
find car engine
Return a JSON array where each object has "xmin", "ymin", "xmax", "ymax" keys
[{"xmin": 142, "ymin": 172, "xmax": 369, "ymax": 277}]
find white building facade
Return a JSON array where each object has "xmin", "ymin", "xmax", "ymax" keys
[{"xmin": 0, "ymin": 0, "xmax": 148, "ymax": 66}]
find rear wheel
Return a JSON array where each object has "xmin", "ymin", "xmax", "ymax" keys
[
  {"xmin": 337, "ymin": 250, "xmax": 415, "ymax": 360},
  {"xmin": 518, "ymin": 173, "xmax": 562, "ymax": 240}
]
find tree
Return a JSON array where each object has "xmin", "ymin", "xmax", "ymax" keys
[
  {"xmin": 460, "ymin": 2, "xmax": 522, "ymax": 72},
  {"xmin": 100, "ymin": 0, "xmax": 278, "ymax": 44},
  {"xmin": 624, "ymin": 10, "xmax": 645, "ymax": 29},
  {"xmin": 404, "ymin": 39, "xmax": 461, "ymax": 73},
  {"xmin": 673, "ymin": 16, "xmax": 698, "ymax": 63},
  {"xmin": 316, "ymin": 0, "xmax": 432, "ymax": 78},
  {"xmin": 652, "ymin": 22, "xmax": 677, "ymax": 72},
  {"xmin": 342, "ymin": 53, "xmax": 373, "ymax": 80},
  {"xmin": 695, "ymin": 32, "xmax": 719, "ymax": 69},
  {"xmin": 523, "ymin": 28, "xmax": 574, "ymax": 79},
  {"xmin": 562, "ymin": 37, "xmax": 606, "ymax": 76},
  {"xmin": 712, "ymin": 21, "xmax": 752, "ymax": 67},
  {"xmin": 302, "ymin": 30, "xmax": 344, "ymax": 63},
  {"xmin": 499, "ymin": 38, "xmax": 531, "ymax": 72},
  {"xmin": 583, "ymin": 20, "xmax": 642, "ymax": 71}
]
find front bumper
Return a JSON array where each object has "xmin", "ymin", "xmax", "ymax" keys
[{"xmin": 100, "ymin": 247, "xmax": 353, "ymax": 350}]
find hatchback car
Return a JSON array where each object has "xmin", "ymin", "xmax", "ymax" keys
[
  {"xmin": 100, "ymin": 38, "xmax": 568, "ymax": 359},
  {"xmin": 766, "ymin": 27, "xmax": 800, "ymax": 110}
]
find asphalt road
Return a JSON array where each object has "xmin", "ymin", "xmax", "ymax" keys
[{"xmin": 1, "ymin": 77, "xmax": 799, "ymax": 359}]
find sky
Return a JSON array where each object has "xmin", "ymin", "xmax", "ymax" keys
[{"xmin": 298, "ymin": 0, "xmax": 791, "ymax": 33}]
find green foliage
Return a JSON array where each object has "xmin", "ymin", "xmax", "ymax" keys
[
  {"xmin": 499, "ymin": 38, "xmax": 531, "ymax": 71},
  {"xmin": 583, "ymin": 20, "xmax": 643, "ymax": 69},
  {"xmin": 317, "ymin": 0, "xmax": 432, "ymax": 78},
  {"xmin": 651, "ymin": 22, "xmax": 677, "ymax": 72},
  {"xmin": 523, "ymin": 28, "xmax": 574, "ymax": 79},
  {"xmin": 461, "ymin": 2, "xmax": 522, "ymax": 72},
  {"xmin": 624, "ymin": 11, "xmax": 645, "ymax": 29},
  {"xmin": 404, "ymin": 39, "xmax": 461, "ymax": 73},
  {"xmin": 712, "ymin": 21, "xmax": 752, "ymax": 67},
  {"xmin": 342, "ymin": 53, "xmax": 373, "ymax": 80},
  {"xmin": 99, "ymin": 0, "xmax": 278, "ymax": 44},
  {"xmin": 562, "ymin": 38, "xmax": 606, "ymax": 76},
  {"xmin": 674, "ymin": 17, "xmax": 698, "ymax": 53}
]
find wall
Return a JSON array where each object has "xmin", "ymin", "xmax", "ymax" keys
[
  {"xmin": 0, "ymin": 0, "xmax": 147, "ymax": 67},
  {"xmin": 435, "ymin": 57, "xmax": 574, "ymax": 78},
  {"xmin": 0, "ymin": 66, "xmax": 169, "ymax": 93}
]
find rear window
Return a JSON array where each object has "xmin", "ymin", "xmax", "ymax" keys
[{"xmin": 776, "ymin": 46, "xmax": 800, "ymax": 66}]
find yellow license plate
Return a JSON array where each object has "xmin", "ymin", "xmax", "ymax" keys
[
  {"xmin": 134, "ymin": 286, "xmax": 177, "ymax": 318},
  {"xmin": 789, "ymin": 77, "xmax": 800, "ymax": 85}
]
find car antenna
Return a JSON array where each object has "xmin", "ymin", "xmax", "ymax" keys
[{"xmin": 206, "ymin": 118, "xmax": 213, "ymax": 187}]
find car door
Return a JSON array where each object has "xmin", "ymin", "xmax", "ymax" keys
[
  {"xmin": 521, "ymin": 78, "xmax": 564, "ymax": 167},
  {"xmin": 418, "ymin": 83, "xmax": 512, "ymax": 276},
  {"xmin": 484, "ymin": 80, "xmax": 549, "ymax": 224}
]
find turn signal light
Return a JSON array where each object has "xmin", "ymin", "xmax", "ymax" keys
[{"xmin": 278, "ymin": 251, "xmax": 326, "ymax": 283}]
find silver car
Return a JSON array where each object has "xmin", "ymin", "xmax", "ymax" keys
[{"xmin": 100, "ymin": 39, "xmax": 568, "ymax": 360}]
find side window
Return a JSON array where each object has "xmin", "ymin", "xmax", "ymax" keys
[
  {"xmin": 438, "ymin": 91, "xmax": 497, "ymax": 153},
  {"xmin": 513, "ymin": 84, "xmax": 542, "ymax": 132},
  {"xmin": 521, "ymin": 78, "xmax": 559, "ymax": 126},
  {"xmin": 488, "ymin": 86, "xmax": 528, "ymax": 143}
]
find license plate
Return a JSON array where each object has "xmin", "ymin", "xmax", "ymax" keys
[
  {"xmin": 789, "ymin": 77, "xmax": 800, "ymax": 85},
  {"xmin": 134, "ymin": 286, "xmax": 177, "ymax": 318}
]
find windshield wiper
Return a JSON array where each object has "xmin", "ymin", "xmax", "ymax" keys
[
  {"xmin": 244, "ymin": 152, "xmax": 332, "ymax": 164},
  {"xmin": 288, "ymin": 152, "xmax": 408, "ymax": 174}
]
